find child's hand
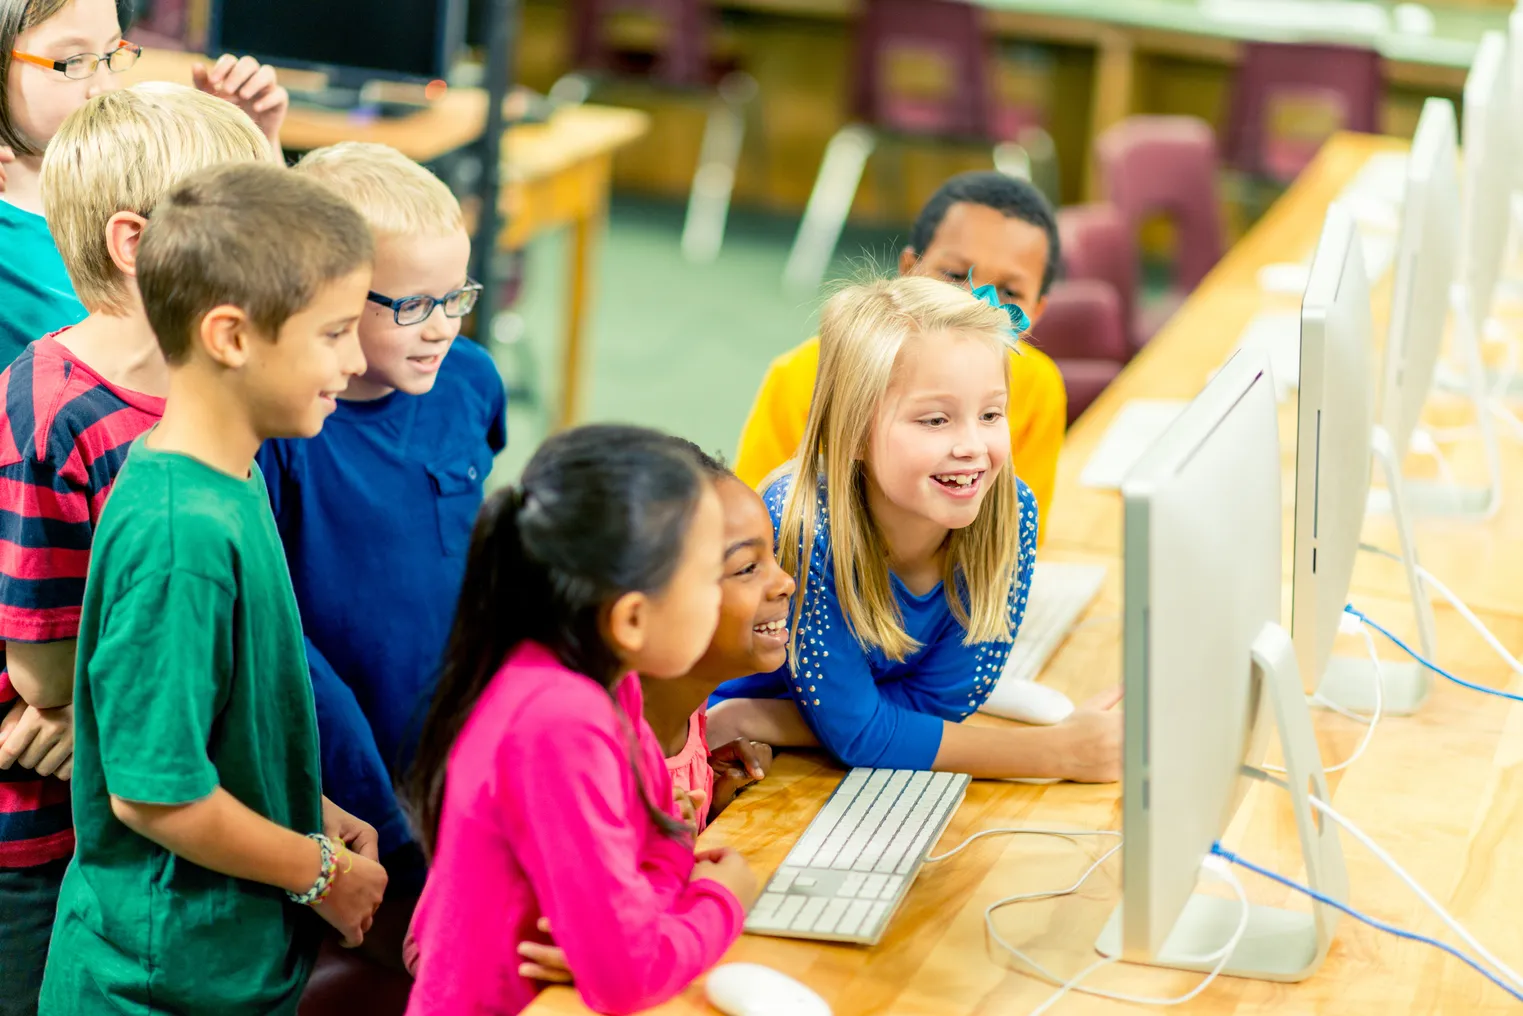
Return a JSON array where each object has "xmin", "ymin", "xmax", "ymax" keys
[
  {"xmin": 672, "ymin": 786, "xmax": 707, "ymax": 832},
  {"xmin": 320, "ymin": 796, "xmax": 381, "ymax": 861},
  {"xmin": 0, "ymin": 145, "xmax": 13, "ymax": 194},
  {"xmin": 192, "ymin": 55, "xmax": 289, "ymax": 150},
  {"xmin": 692, "ymin": 845, "xmax": 758, "ymax": 910},
  {"xmin": 1051, "ymin": 689, "xmax": 1123, "ymax": 784},
  {"xmin": 710, "ymin": 738, "xmax": 771, "ymax": 782},
  {"xmin": 313, "ymin": 847, "xmax": 388, "ymax": 948},
  {"xmin": 0, "ymin": 700, "xmax": 74, "ymax": 780},
  {"xmin": 517, "ymin": 917, "xmax": 573, "ymax": 984}
]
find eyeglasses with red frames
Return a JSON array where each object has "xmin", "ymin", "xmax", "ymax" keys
[{"xmin": 10, "ymin": 40, "xmax": 141, "ymax": 80}]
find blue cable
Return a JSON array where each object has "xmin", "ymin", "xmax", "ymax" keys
[
  {"xmin": 1344, "ymin": 604, "xmax": 1523, "ymax": 705},
  {"xmin": 1209, "ymin": 842, "xmax": 1523, "ymax": 1004}
]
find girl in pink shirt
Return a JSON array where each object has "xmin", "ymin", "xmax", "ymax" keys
[
  {"xmin": 403, "ymin": 424, "xmax": 759, "ymax": 1016},
  {"xmin": 641, "ymin": 441, "xmax": 795, "ymax": 831}
]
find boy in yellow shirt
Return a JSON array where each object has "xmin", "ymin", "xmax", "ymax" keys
[{"xmin": 735, "ymin": 172, "xmax": 1066, "ymax": 535}]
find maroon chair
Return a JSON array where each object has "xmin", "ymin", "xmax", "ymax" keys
[
  {"xmin": 1095, "ymin": 116, "xmax": 1225, "ymax": 295},
  {"xmin": 559, "ymin": 0, "xmax": 757, "ymax": 263},
  {"xmin": 1027, "ymin": 279, "xmax": 1130, "ymax": 426},
  {"xmin": 783, "ymin": 0, "xmax": 1056, "ymax": 291},
  {"xmin": 1223, "ymin": 42, "xmax": 1382, "ymax": 185},
  {"xmin": 298, "ymin": 941, "xmax": 413, "ymax": 1016},
  {"xmin": 1057, "ymin": 202, "xmax": 1152, "ymax": 351}
]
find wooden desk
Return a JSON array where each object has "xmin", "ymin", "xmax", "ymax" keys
[
  {"xmin": 126, "ymin": 49, "xmax": 649, "ymax": 429},
  {"xmin": 526, "ymin": 556, "xmax": 1523, "ymax": 1014}
]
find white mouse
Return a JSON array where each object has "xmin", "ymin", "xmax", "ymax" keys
[
  {"xmin": 981, "ymin": 677, "xmax": 1076, "ymax": 726},
  {"xmin": 705, "ymin": 963, "xmax": 832, "ymax": 1016},
  {"xmin": 1257, "ymin": 262, "xmax": 1311, "ymax": 296},
  {"xmin": 1393, "ymin": 3, "xmax": 1434, "ymax": 35}
]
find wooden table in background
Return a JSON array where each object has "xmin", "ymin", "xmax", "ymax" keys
[
  {"xmin": 126, "ymin": 50, "xmax": 649, "ymax": 429},
  {"xmin": 527, "ymin": 133, "xmax": 1523, "ymax": 1014}
]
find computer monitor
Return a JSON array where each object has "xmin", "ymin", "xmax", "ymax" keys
[
  {"xmin": 1458, "ymin": 31, "xmax": 1510, "ymax": 328},
  {"xmin": 1096, "ymin": 350, "xmax": 1346, "ymax": 982},
  {"xmin": 1292, "ymin": 205, "xmax": 1375, "ymax": 692},
  {"xmin": 207, "ymin": 0, "xmax": 465, "ymax": 90},
  {"xmin": 1511, "ymin": 11, "xmax": 1523, "ymax": 194},
  {"xmin": 1380, "ymin": 98, "xmax": 1461, "ymax": 466}
]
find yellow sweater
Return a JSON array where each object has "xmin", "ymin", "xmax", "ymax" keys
[{"xmin": 733, "ymin": 336, "xmax": 1066, "ymax": 540}]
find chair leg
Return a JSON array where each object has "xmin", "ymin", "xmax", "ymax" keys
[
  {"xmin": 681, "ymin": 71, "xmax": 757, "ymax": 264},
  {"xmin": 783, "ymin": 123, "xmax": 877, "ymax": 293}
]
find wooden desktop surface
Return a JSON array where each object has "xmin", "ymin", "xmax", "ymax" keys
[{"xmin": 527, "ymin": 133, "xmax": 1523, "ymax": 1014}]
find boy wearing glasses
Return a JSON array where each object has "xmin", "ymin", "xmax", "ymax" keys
[
  {"xmin": 258, "ymin": 141, "xmax": 506, "ymax": 968},
  {"xmin": 0, "ymin": 84, "xmax": 272, "ymax": 1016}
]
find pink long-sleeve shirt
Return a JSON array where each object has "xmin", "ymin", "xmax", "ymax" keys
[{"xmin": 405, "ymin": 642, "xmax": 746, "ymax": 1016}]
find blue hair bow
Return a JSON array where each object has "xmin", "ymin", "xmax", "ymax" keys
[{"xmin": 968, "ymin": 271, "xmax": 1030, "ymax": 335}]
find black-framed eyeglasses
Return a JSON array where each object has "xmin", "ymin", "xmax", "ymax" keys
[
  {"xmin": 367, "ymin": 281, "xmax": 482, "ymax": 326},
  {"xmin": 10, "ymin": 40, "xmax": 141, "ymax": 80}
]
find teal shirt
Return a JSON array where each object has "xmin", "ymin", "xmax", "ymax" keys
[{"xmin": 0, "ymin": 198, "xmax": 85, "ymax": 369}]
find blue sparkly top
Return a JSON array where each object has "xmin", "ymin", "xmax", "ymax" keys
[{"xmin": 712, "ymin": 472, "xmax": 1037, "ymax": 770}]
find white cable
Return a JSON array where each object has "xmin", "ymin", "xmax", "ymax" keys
[
  {"xmin": 1491, "ymin": 400, "xmax": 1523, "ymax": 443},
  {"xmin": 1358, "ymin": 542, "xmax": 1523, "ymax": 679},
  {"xmin": 1305, "ymin": 795, "xmax": 1523, "ymax": 994},
  {"xmin": 925, "ymin": 826, "xmax": 1119, "ymax": 865},
  {"xmin": 1026, "ymin": 860, "xmax": 1252, "ymax": 1015},
  {"xmin": 1270, "ymin": 621, "xmax": 1384, "ymax": 774},
  {"xmin": 942, "ymin": 829, "xmax": 1251, "ymax": 1011}
]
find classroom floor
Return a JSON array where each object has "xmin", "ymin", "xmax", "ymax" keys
[{"xmin": 486, "ymin": 198, "xmax": 901, "ymax": 486}]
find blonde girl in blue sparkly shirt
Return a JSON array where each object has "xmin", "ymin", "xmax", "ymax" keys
[{"xmin": 711, "ymin": 275, "xmax": 1120, "ymax": 782}]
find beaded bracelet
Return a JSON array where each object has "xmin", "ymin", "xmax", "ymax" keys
[{"xmin": 288, "ymin": 833, "xmax": 338, "ymax": 906}]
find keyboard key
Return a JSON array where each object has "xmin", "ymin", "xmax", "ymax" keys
[
  {"xmin": 879, "ymin": 875, "xmax": 905, "ymax": 901},
  {"xmin": 864, "ymin": 901, "xmax": 892, "ymax": 937},
  {"xmin": 861, "ymin": 873, "xmax": 888, "ymax": 899},
  {"xmin": 813, "ymin": 771, "xmax": 891, "ymax": 868},
  {"xmin": 794, "ymin": 875, "xmax": 818, "ymax": 888},
  {"xmin": 816, "ymin": 898, "xmax": 852, "ymax": 934},
  {"xmin": 775, "ymin": 895, "xmax": 806, "ymax": 926},
  {"xmin": 754, "ymin": 893, "xmax": 785, "ymax": 915},
  {"xmin": 792, "ymin": 897, "xmax": 828, "ymax": 931},
  {"xmin": 770, "ymin": 868, "xmax": 799, "ymax": 893},
  {"xmin": 841, "ymin": 872, "xmax": 866, "ymax": 898},
  {"xmin": 787, "ymin": 770, "xmax": 871, "ymax": 866},
  {"xmin": 839, "ymin": 899, "xmax": 874, "ymax": 937}
]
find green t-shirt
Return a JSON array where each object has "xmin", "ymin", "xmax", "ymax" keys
[{"xmin": 42, "ymin": 440, "xmax": 324, "ymax": 1016}]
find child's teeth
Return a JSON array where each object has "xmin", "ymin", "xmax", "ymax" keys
[{"xmin": 935, "ymin": 473, "xmax": 976, "ymax": 486}]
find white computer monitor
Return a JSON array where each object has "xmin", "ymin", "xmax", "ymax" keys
[
  {"xmin": 1292, "ymin": 205, "xmax": 1375, "ymax": 691},
  {"xmin": 1096, "ymin": 351, "xmax": 1346, "ymax": 982},
  {"xmin": 1459, "ymin": 31, "xmax": 1511, "ymax": 327},
  {"xmin": 1382, "ymin": 98, "xmax": 1461, "ymax": 466}
]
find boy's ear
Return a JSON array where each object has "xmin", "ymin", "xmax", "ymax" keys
[
  {"xmin": 104, "ymin": 211, "xmax": 149, "ymax": 277},
  {"xmin": 897, "ymin": 246, "xmax": 921, "ymax": 277},
  {"xmin": 196, "ymin": 305, "xmax": 254, "ymax": 370},
  {"xmin": 605, "ymin": 591, "xmax": 650, "ymax": 661},
  {"xmin": 1024, "ymin": 294, "xmax": 1048, "ymax": 328}
]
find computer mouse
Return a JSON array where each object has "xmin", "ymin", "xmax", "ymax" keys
[
  {"xmin": 1257, "ymin": 262, "xmax": 1311, "ymax": 296},
  {"xmin": 1393, "ymin": 3, "xmax": 1435, "ymax": 35},
  {"xmin": 981, "ymin": 678, "xmax": 1076, "ymax": 726},
  {"xmin": 705, "ymin": 963, "xmax": 832, "ymax": 1016}
]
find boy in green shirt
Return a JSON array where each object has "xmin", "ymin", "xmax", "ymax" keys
[{"xmin": 40, "ymin": 162, "xmax": 390, "ymax": 1015}]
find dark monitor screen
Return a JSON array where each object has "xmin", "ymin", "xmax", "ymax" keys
[{"xmin": 207, "ymin": 0, "xmax": 463, "ymax": 86}]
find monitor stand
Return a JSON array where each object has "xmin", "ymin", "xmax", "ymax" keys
[
  {"xmin": 1318, "ymin": 425, "xmax": 1436, "ymax": 716},
  {"xmin": 1096, "ymin": 623, "xmax": 1348, "ymax": 982}
]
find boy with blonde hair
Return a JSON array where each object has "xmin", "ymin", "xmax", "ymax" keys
[
  {"xmin": 258, "ymin": 142, "xmax": 506, "ymax": 964},
  {"xmin": 0, "ymin": 83, "xmax": 271, "ymax": 1014},
  {"xmin": 42, "ymin": 160, "xmax": 389, "ymax": 1015}
]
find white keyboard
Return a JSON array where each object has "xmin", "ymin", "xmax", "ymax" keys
[
  {"xmin": 745, "ymin": 769, "xmax": 969, "ymax": 945},
  {"xmin": 1200, "ymin": 0, "xmax": 1390, "ymax": 36},
  {"xmin": 989, "ymin": 562, "xmax": 1106, "ymax": 692},
  {"xmin": 1079, "ymin": 400, "xmax": 1188, "ymax": 490},
  {"xmin": 1232, "ymin": 312, "xmax": 1301, "ymax": 401}
]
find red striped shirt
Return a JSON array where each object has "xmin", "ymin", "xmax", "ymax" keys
[{"xmin": 0, "ymin": 332, "xmax": 164, "ymax": 867}]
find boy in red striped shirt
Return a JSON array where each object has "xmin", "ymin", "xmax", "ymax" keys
[{"xmin": 0, "ymin": 83, "xmax": 274, "ymax": 1015}]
